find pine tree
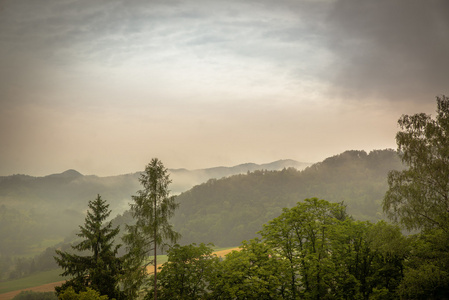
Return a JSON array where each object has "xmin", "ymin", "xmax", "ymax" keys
[
  {"xmin": 122, "ymin": 158, "xmax": 180, "ymax": 299},
  {"xmin": 54, "ymin": 195, "xmax": 123, "ymax": 299}
]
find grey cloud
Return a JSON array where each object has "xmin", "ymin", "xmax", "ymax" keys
[
  {"xmin": 3, "ymin": 0, "xmax": 445, "ymax": 107},
  {"xmin": 324, "ymin": 0, "xmax": 449, "ymax": 102}
]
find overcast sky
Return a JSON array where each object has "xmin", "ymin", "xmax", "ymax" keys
[{"xmin": 1, "ymin": 0, "xmax": 448, "ymax": 176}]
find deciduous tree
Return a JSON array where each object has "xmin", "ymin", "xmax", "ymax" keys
[
  {"xmin": 209, "ymin": 239, "xmax": 290, "ymax": 299},
  {"xmin": 260, "ymin": 198, "xmax": 405, "ymax": 299},
  {"xmin": 383, "ymin": 95, "xmax": 449, "ymax": 298},
  {"xmin": 146, "ymin": 243, "xmax": 219, "ymax": 300},
  {"xmin": 384, "ymin": 95, "xmax": 449, "ymax": 232}
]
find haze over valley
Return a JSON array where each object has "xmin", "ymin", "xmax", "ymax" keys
[{"xmin": 0, "ymin": 151, "xmax": 400, "ymax": 257}]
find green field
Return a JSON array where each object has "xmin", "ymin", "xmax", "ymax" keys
[{"xmin": 0, "ymin": 269, "xmax": 65, "ymax": 294}]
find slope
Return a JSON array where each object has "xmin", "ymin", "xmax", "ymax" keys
[
  {"xmin": 0, "ymin": 160, "xmax": 306, "ymax": 256},
  {"xmin": 172, "ymin": 149, "xmax": 404, "ymax": 247}
]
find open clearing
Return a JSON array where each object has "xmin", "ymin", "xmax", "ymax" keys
[{"xmin": 0, "ymin": 247, "xmax": 240, "ymax": 300}]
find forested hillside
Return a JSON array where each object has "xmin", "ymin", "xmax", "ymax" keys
[
  {"xmin": 0, "ymin": 160, "xmax": 305, "ymax": 256},
  {"xmin": 0, "ymin": 171, "xmax": 140, "ymax": 256},
  {"xmin": 172, "ymin": 149, "xmax": 404, "ymax": 246},
  {"xmin": 169, "ymin": 159, "xmax": 310, "ymax": 192}
]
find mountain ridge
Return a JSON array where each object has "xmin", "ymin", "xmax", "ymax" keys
[
  {"xmin": 0, "ymin": 158, "xmax": 309, "ymax": 255},
  {"xmin": 0, "ymin": 159, "xmax": 310, "ymax": 179},
  {"xmin": 0, "ymin": 151, "xmax": 402, "ymax": 254}
]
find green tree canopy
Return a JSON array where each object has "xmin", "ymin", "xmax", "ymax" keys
[
  {"xmin": 260, "ymin": 198, "xmax": 405, "ymax": 299},
  {"xmin": 54, "ymin": 195, "xmax": 122, "ymax": 299},
  {"xmin": 209, "ymin": 239, "xmax": 290, "ymax": 300},
  {"xmin": 146, "ymin": 243, "xmax": 219, "ymax": 300},
  {"xmin": 384, "ymin": 95, "xmax": 449, "ymax": 232},
  {"xmin": 383, "ymin": 95, "xmax": 449, "ymax": 298}
]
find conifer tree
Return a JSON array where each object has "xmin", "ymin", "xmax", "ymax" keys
[
  {"xmin": 123, "ymin": 158, "xmax": 180, "ymax": 299},
  {"xmin": 54, "ymin": 195, "xmax": 122, "ymax": 299}
]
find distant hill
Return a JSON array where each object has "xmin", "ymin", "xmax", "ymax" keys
[
  {"xmin": 0, "ymin": 151, "xmax": 404, "ymax": 254},
  {"xmin": 171, "ymin": 149, "xmax": 404, "ymax": 247},
  {"xmin": 0, "ymin": 159, "xmax": 308, "ymax": 255},
  {"xmin": 169, "ymin": 159, "xmax": 310, "ymax": 193}
]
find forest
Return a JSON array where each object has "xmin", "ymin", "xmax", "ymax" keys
[{"xmin": 2, "ymin": 95, "xmax": 449, "ymax": 299}]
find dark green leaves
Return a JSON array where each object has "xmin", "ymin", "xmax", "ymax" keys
[{"xmin": 54, "ymin": 195, "xmax": 122, "ymax": 299}]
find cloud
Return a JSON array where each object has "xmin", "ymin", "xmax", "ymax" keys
[
  {"xmin": 324, "ymin": 0, "xmax": 449, "ymax": 102},
  {"xmin": 1, "ymin": 0, "xmax": 445, "ymax": 176},
  {"xmin": 3, "ymin": 0, "xmax": 446, "ymax": 107}
]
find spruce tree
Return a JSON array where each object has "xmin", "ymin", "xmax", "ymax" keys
[{"xmin": 54, "ymin": 195, "xmax": 123, "ymax": 299}]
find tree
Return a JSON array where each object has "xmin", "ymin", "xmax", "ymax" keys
[
  {"xmin": 396, "ymin": 229, "xmax": 449, "ymax": 299},
  {"xmin": 383, "ymin": 95, "xmax": 449, "ymax": 298},
  {"xmin": 209, "ymin": 239, "xmax": 290, "ymax": 299},
  {"xmin": 260, "ymin": 198, "xmax": 349, "ymax": 299},
  {"xmin": 383, "ymin": 95, "xmax": 449, "ymax": 232},
  {"xmin": 54, "ymin": 195, "xmax": 122, "ymax": 299},
  {"xmin": 145, "ymin": 243, "xmax": 219, "ymax": 300},
  {"xmin": 260, "ymin": 198, "xmax": 405, "ymax": 299},
  {"xmin": 122, "ymin": 158, "xmax": 180, "ymax": 299}
]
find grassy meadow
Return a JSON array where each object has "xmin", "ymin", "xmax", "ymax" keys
[{"xmin": 0, "ymin": 269, "xmax": 65, "ymax": 294}]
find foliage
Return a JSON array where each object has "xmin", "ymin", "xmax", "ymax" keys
[
  {"xmin": 173, "ymin": 149, "xmax": 403, "ymax": 247},
  {"xmin": 384, "ymin": 95, "xmax": 449, "ymax": 232},
  {"xmin": 259, "ymin": 198, "xmax": 405, "ymax": 299},
  {"xmin": 383, "ymin": 95, "xmax": 449, "ymax": 297},
  {"xmin": 145, "ymin": 243, "xmax": 219, "ymax": 300},
  {"xmin": 397, "ymin": 229, "xmax": 449, "ymax": 299},
  {"xmin": 54, "ymin": 195, "xmax": 123, "ymax": 299},
  {"xmin": 209, "ymin": 239, "xmax": 290, "ymax": 299},
  {"xmin": 122, "ymin": 158, "xmax": 180, "ymax": 298},
  {"xmin": 58, "ymin": 287, "xmax": 109, "ymax": 300},
  {"xmin": 11, "ymin": 290, "xmax": 57, "ymax": 300}
]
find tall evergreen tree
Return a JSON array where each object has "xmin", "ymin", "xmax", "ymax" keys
[
  {"xmin": 123, "ymin": 158, "xmax": 180, "ymax": 299},
  {"xmin": 54, "ymin": 195, "xmax": 123, "ymax": 299}
]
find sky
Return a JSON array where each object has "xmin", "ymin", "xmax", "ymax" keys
[{"xmin": 0, "ymin": 0, "xmax": 448, "ymax": 176}]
